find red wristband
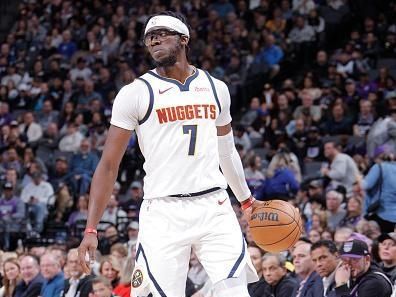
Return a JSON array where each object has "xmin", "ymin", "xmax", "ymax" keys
[
  {"xmin": 84, "ymin": 228, "xmax": 98, "ymax": 236},
  {"xmin": 240, "ymin": 197, "xmax": 255, "ymax": 210}
]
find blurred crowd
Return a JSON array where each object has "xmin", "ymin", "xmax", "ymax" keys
[{"xmin": 0, "ymin": 0, "xmax": 395, "ymax": 296}]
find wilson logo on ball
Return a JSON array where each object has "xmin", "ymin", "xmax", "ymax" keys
[{"xmin": 251, "ymin": 212, "xmax": 279, "ymax": 222}]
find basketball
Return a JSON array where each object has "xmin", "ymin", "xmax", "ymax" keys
[{"xmin": 249, "ymin": 200, "xmax": 303, "ymax": 253}]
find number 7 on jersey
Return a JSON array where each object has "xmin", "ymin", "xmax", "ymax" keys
[{"xmin": 183, "ymin": 125, "xmax": 197, "ymax": 156}]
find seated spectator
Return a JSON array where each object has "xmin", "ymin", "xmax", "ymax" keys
[
  {"xmin": 353, "ymin": 99, "xmax": 375, "ymax": 137},
  {"xmin": 0, "ymin": 102, "xmax": 13, "ymax": 127},
  {"xmin": 90, "ymin": 276, "xmax": 116, "ymax": 297},
  {"xmin": 378, "ymin": 232, "xmax": 396, "ymax": 283},
  {"xmin": 76, "ymin": 80, "xmax": 102, "ymax": 111},
  {"xmin": 334, "ymin": 239, "xmax": 393, "ymax": 297},
  {"xmin": 254, "ymin": 34, "xmax": 283, "ymax": 78},
  {"xmin": 69, "ymin": 57, "xmax": 92, "ymax": 83},
  {"xmin": 304, "ymin": 127, "xmax": 324, "ymax": 162},
  {"xmin": 98, "ymin": 256, "xmax": 120, "ymax": 289},
  {"xmin": 37, "ymin": 122, "xmax": 61, "ymax": 152},
  {"xmin": 308, "ymin": 229, "xmax": 321, "ymax": 243},
  {"xmin": 333, "ymin": 227, "xmax": 353, "ymax": 249},
  {"xmin": 113, "ymin": 256, "xmax": 134, "ymax": 297},
  {"xmin": 21, "ymin": 171, "xmax": 54, "ymax": 233},
  {"xmin": 125, "ymin": 221, "xmax": 139, "ymax": 252},
  {"xmin": 310, "ymin": 240, "xmax": 340, "ymax": 297},
  {"xmin": 37, "ymin": 100, "xmax": 59, "ymax": 130},
  {"xmin": 99, "ymin": 225, "xmax": 122, "ymax": 256},
  {"xmin": 247, "ymin": 245, "xmax": 270, "ymax": 297},
  {"xmin": 62, "ymin": 249, "xmax": 93, "ymax": 297},
  {"xmin": 292, "ymin": 242, "xmax": 323, "ymax": 297},
  {"xmin": 293, "ymin": 90, "xmax": 321, "ymax": 123},
  {"xmin": 58, "ymin": 122, "xmax": 84, "ymax": 153},
  {"xmin": 2, "ymin": 147, "xmax": 23, "ymax": 177},
  {"xmin": 325, "ymin": 190, "xmax": 347, "ymax": 232},
  {"xmin": 321, "ymin": 103, "xmax": 353, "ymax": 135},
  {"xmin": 321, "ymin": 140, "xmax": 360, "ymax": 197},
  {"xmin": 262, "ymin": 253, "xmax": 298, "ymax": 297},
  {"xmin": 244, "ymin": 154, "xmax": 265, "ymax": 191},
  {"xmin": 119, "ymin": 181, "xmax": 143, "ymax": 215},
  {"xmin": 39, "ymin": 253, "xmax": 64, "ymax": 297},
  {"xmin": 67, "ymin": 194, "xmax": 88, "ymax": 228},
  {"xmin": 1, "ymin": 257, "xmax": 20, "ymax": 297},
  {"xmin": 18, "ymin": 112, "xmax": 42, "ymax": 144},
  {"xmin": 14, "ymin": 255, "xmax": 44, "ymax": 297},
  {"xmin": 339, "ymin": 196, "xmax": 363, "ymax": 228},
  {"xmin": 101, "ymin": 195, "xmax": 127, "ymax": 228},
  {"xmin": 255, "ymin": 149, "xmax": 299, "ymax": 200},
  {"xmin": 0, "ymin": 182, "xmax": 25, "ymax": 249}
]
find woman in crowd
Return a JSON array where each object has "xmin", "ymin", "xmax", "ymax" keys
[
  {"xmin": 99, "ymin": 256, "xmax": 121, "ymax": 289},
  {"xmin": 0, "ymin": 258, "xmax": 20, "ymax": 297},
  {"xmin": 339, "ymin": 196, "xmax": 363, "ymax": 228}
]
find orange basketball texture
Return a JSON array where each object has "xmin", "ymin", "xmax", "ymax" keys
[{"xmin": 249, "ymin": 200, "xmax": 303, "ymax": 252}]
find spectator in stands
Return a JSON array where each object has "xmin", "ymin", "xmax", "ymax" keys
[
  {"xmin": 62, "ymin": 249, "xmax": 93, "ymax": 297},
  {"xmin": 378, "ymin": 232, "xmax": 396, "ymax": 284},
  {"xmin": 68, "ymin": 139, "xmax": 99, "ymax": 195},
  {"xmin": 256, "ymin": 149, "xmax": 299, "ymax": 200},
  {"xmin": 58, "ymin": 30, "xmax": 77, "ymax": 59},
  {"xmin": 120, "ymin": 181, "xmax": 143, "ymax": 214},
  {"xmin": 101, "ymin": 195, "xmax": 127, "ymax": 228},
  {"xmin": 39, "ymin": 253, "xmax": 64, "ymax": 297},
  {"xmin": 325, "ymin": 190, "xmax": 347, "ymax": 232},
  {"xmin": 321, "ymin": 140, "xmax": 360, "ymax": 197},
  {"xmin": 90, "ymin": 276, "xmax": 116, "ymax": 297},
  {"xmin": 353, "ymin": 100, "xmax": 375, "ymax": 137},
  {"xmin": 293, "ymin": 90, "xmax": 322, "ymax": 123},
  {"xmin": 67, "ymin": 194, "xmax": 88, "ymax": 228},
  {"xmin": 99, "ymin": 225, "xmax": 121, "ymax": 256},
  {"xmin": 99, "ymin": 256, "xmax": 120, "ymax": 289},
  {"xmin": 58, "ymin": 122, "xmax": 84, "ymax": 153},
  {"xmin": 76, "ymin": 80, "xmax": 102, "ymax": 111},
  {"xmin": 321, "ymin": 103, "xmax": 353, "ymax": 136},
  {"xmin": 244, "ymin": 154, "xmax": 265, "ymax": 190},
  {"xmin": 37, "ymin": 99, "xmax": 59, "ymax": 130},
  {"xmin": 0, "ymin": 258, "xmax": 20, "ymax": 297},
  {"xmin": 2, "ymin": 147, "xmax": 22, "ymax": 176},
  {"xmin": 125, "ymin": 221, "xmax": 139, "ymax": 252},
  {"xmin": 69, "ymin": 58, "xmax": 92, "ymax": 83},
  {"xmin": 14, "ymin": 255, "xmax": 44, "ymax": 297},
  {"xmin": 339, "ymin": 196, "xmax": 363, "ymax": 228},
  {"xmin": 247, "ymin": 245, "xmax": 270, "ymax": 297},
  {"xmin": 361, "ymin": 146, "xmax": 396, "ymax": 232},
  {"xmin": 262, "ymin": 253, "xmax": 298, "ymax": 296},
  {"xmin": 292, "ymin": 242, "xmax": 323, "ymax": 297},
  {"xmin": 311, "ymin": 240, "xmax": 340, "ymax": 297},
  {"xmin": 113, "ymin": 256, "xmax": 134, "ymax": 297},
  {"xmin": 0, "ymin": 181, "xmax": 25, "ymax": 249},
  {"xmin": 335, "ymin": 239, "xmax": 393, "ymax": 297},
  {"xmin": 21, "ymin": 170, "xmax": 54, "ymax": 233},
  {"xmin": 18, "ymin": 112, "xmax": 42, "ymax": 144}
]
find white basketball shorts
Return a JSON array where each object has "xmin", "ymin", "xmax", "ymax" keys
[{"xmin": 131, "ymin": 189, "xmax": 258, "ymax": 297}]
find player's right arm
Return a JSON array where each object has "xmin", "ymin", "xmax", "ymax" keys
[
  {"xmin": 214, "ymin": 80, "xmax": 262, "ymax": 213},
  {"xmin": 78, "ymin": 125, "xmax": 131, "ymax": 273},
  {"xmin": 78, "ymin": 80, "xmax": 147, "ymax": 273}
]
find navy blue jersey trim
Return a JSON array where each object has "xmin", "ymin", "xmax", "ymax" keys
[
  {"xmin": 136, "ymin": 78, "xmax": 154, "ymax": 125},
  {"xmin": 227, "ymin": 234, "xmax": 245, "ymax": 278},
  {"xmin": 203, "ymin": 71, "xmax": 222, "ymax": 113},
  {"xmin": 136, "ymin": 243, "xmax": 167, "ymax": 297},
  {"xmin": 147, "ymin": 68, "xmax": 199, "ymax": 92}
]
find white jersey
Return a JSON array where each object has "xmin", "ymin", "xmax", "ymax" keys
[{"xmin": 110, "ymin": 68, "xmax": 231, "ymax": 199}]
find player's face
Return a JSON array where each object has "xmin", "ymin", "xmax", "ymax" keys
[
  {"xmin": 145, "ymin": 28, "xmax": 184, "ymax": 67},
  {"xmin": 311, "ymin": 247, "xmax": 339, "ymax": 278}
]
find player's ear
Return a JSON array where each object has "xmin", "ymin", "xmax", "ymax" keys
[{"xmin": 180, "ymin": 35, "xmax": 189, "ymax": 46}]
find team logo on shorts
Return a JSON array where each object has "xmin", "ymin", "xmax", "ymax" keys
[{"xmin": 132, "ymin": 269, "xmax": 144, "ymax": 288}]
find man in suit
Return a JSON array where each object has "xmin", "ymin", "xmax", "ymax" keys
[
  {"xmin": 292, "ymin": 242, "xmax": 324, "ymax": 297},
  {"xmin": 311, "ymin": 240, "xmax": 340, "ymax": 297},
  {"xmin": 62, "ymin": 248, "xmax": 93, "ymax": 297},
  {"xmin": 14, "ymin": 254, "xmax": 45, "ymax": 297}
]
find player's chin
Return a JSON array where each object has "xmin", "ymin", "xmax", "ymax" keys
[{"xmin": 155, "ymin": 55, "xmax": 177, "ymax": 67}]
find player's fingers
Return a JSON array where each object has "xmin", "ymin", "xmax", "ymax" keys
[
  {"xmin": 78, "ymin": 245, "xmax": 90, "ymax": 273},
  {"xmin": 88, "ymin": 246, "xmax": 96, "ymax": 267}
]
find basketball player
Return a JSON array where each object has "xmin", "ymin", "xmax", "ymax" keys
[{"xmin": 78, "ymin": 11, "xmax": 260, "ymax": 297}]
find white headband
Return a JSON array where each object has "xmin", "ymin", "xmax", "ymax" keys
[{"xmin": 144, "ymin": 15, "xmax": 189, "ymax": 37}]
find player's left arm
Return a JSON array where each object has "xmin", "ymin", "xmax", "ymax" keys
[{"xmin": 215, "ymin": 81, "xmax": 261, "ymax": 212}]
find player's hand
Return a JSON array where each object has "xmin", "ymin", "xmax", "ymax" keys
[
  {"xmin": 335, "ymin": 262, "xmax": 351, "ymax": 287},
  {"xmin": 78, "ymin": 233, "xmax": 98, "ymax": 274},
  {"xmin": 242, "ymin": 197, "xmax": 264, "ymax": 219}
]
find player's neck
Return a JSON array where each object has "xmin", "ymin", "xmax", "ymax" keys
[{"xmin": 156, "ymin": 59, "xmax": 194, "ymax": 84}]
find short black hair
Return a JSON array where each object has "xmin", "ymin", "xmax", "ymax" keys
[
  {"xmin": 311, "ymin": 239, "xmax": 338, "ymax": 254},
  {"xmin": 144, "ymin": 11, "xmax": 190, "ymax": 36}
]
